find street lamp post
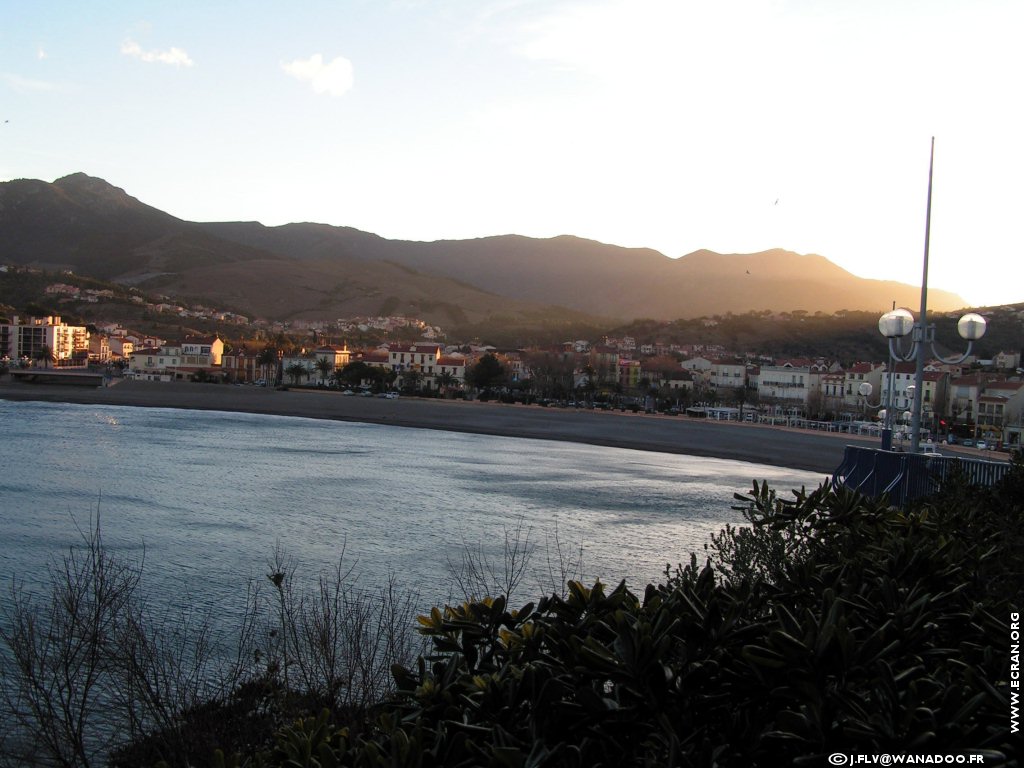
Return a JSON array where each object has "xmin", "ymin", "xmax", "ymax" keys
[
  {"xmin": 875, "ymin": 306, "xmax": 985, "ymax": 452},
  {"xmin": 857, "ymin": 380, "xmax": 890, "ymax": 447},
  {"xmin": 871, "ymin": 139, "xmax": 989, "ymax": 453}
]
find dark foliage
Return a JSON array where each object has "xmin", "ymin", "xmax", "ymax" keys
[{"xmin": 211, "ymin": 462, "xmax": 1020, "ymax": 766}]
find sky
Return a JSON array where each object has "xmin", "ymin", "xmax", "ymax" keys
[{"xmin": 2, "ymin": 0, "xmax": 1022, "ymax": 308}]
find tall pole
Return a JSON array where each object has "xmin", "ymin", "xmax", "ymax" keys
[{"xmin": 910, "ymin": 137, "xmax": 935, "ymax": 453}]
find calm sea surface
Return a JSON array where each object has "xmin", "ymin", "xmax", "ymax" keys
[{"xmin": 0, "ymin": 399, "xmax": 823, "ymax": 617}]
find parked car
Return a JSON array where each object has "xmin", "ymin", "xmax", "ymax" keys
[
  {"xmin": 341, "ymin": 389, "xmax": 355, "ymax": 396},
  {"xmin": 975, "ymin": 440, "xmax": 988, "ymax": 450},
  {"xmin": 962, "ymin": 439, "xmax": 974, "ymax": 447}
]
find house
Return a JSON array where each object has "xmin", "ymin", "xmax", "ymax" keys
[
  {"xmin": 708, "ymin": 359, "xmax": 746, "ymax": 389},
  {"xmin": 946, "ymin": 374, "xmax": 1000, "ymax": 431},
  {"xmin": 587, "ymin": 345, "xmax": 620, "ymax": 387},
  {"xmin": 313, "ymin": 344, "xmax": 351, "ymax": 384},
  {"xmin": 127, "ymin": 337, "xmax": 223, "ymax": 382},
  {"xmin": 279, "ymin": 354, "xmax": 318, "ymax": 384},
  {"xmin": 221, "ymin": 347, "xmax": 274, "ymax": 384},
  {"xmin": 842, "ymin": 362, "xmax": 885, "ymax": 413},
  {"xmin": 108, "ymin": 336, "xmax": 135, "ymax": 360},
  {"xmin": 359, "ymin": 350, "xmax": 391, "ymax": 369},
  {"xmin": 127, "ymin": 343, "xmax": 183, "ymax": 381},
  {"xmin": 618, "ymin": 359, "xmax": 642, "ymax": 391},
  {"xmin": 384, "ymin": 342, "xmax": 468, "ymax": 390},
  {"xmin": 499, "ymin": 351, "xmax": 523, "ymax": 383},
  {"xmin": 388, "ymin": 343, "xmax": 442, "ymax": 374},
  {"xmin": 976, "ymin": 380, "xmax": 1024, "ymax": 443},
  {"xmin": 820, "ymin": 370, "xmax": 847, "ymax": 416},
  {"xmin": 756, "ymin": 362, "xmax": 815, "ymax": 414},
  {"xmin": 434, "ymin": 355, "xmax": 467, "ymax": 390},
  {"xmin": 879, "ymin": 364, "xmax": 949, "ymax": 433},
  {"xmin": 181, "ymin": 336, "xmax": 224, "ymax": 367},
  {"xmin": 88, "ymin": 335, "xmax": 112, "ymax": 363},
  {"xmin": 680, "ymin": 356, "xmax": 713, "ymax": 374},
  {"xmin": 663, "ymin": 370, "xmax": 696, "ymax": 393},
  {"xmin": 993, "ymin": 350, "xmax": 1022, "ymax": 371}
]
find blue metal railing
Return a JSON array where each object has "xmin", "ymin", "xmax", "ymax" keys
[{"xmin": 833, "ymin": 445, "xmax": 1012, "ymax": 507}]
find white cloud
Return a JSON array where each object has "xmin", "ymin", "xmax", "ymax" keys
[
  {"xmin": 121, "ymin": 39, "xmax": 194, "ymax": 67},
  {"xmin": 281, "ymin": 54, "xmax": 354, "ymax": 97},
  {"xmin": 37, "ymin": 46, "xmax": 47, "ymax": 60}
]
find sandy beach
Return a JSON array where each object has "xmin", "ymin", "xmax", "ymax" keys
[{"xmin": 0, "ymin": 378, "xmax": 888, "ymax": 476}]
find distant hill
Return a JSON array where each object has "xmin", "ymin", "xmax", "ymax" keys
[{"xmin": 0, "ymin": 173, "xmax": 968, "ymax": 324}]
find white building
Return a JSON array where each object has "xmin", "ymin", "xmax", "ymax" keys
[
  {"xmin": 0, "ymin": 315, "xmax": 89, "ymax": 367},
  {"xmin": 757, "ymin": 362, "xmax": 815, "ymax": 412},
  {"xmin": 128, "ymin": 344, "xmax": 183, "ymax": 381},
  {"xmin": 708, "ymin": 359, "xmax": 747, "ymax": 389}
]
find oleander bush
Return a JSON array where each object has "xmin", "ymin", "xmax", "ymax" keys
[{"xmin": 225, "ymin": 460, "xmax": 1020, "ymax": 767}]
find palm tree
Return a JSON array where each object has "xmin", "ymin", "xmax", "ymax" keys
[
  {"xmin": 401, "ymin": 369, "xmax": 423, "ymax": 393},
  {"xmin": 329, "ymin": 367, "xmax": 347, "ymax": 390},
  {"xmin": 32, "ymin": 344, "xmax": 55, "ymax": 369},
  {"xmin": 436, "ymin": 370, "xmax": 457, "ymax": 396},
  {"xmin": 730, "ymin": 386, "xmax": 755, "ymax": 421},
  {"xmin": 284, "ymin": 362, "xmax": 309, "ymax": 386},
  {"xmin": 314, "ymin": 357, "xmax": 334, "ymax": 387},
  {"xmin": 257, "ymin": 347, "xmax": 278, "ymax": 385}
]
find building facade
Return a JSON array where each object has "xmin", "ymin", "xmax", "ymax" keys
[{"xmin": 0, "ymin": 315, "xmax": 89, "ymax": 366}]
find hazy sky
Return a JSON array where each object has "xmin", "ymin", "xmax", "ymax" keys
[{"xmin": 3, "ymin": 0, "xmax": 1022, "ymax": 308}]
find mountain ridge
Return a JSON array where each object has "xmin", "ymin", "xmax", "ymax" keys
[{"xmin": 0, "ymin": 173, "xmax": 968, "ymax": 325}]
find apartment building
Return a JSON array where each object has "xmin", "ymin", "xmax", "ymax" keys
[{"xmin": 0, "ymin": 315, "xmax": 89, "ymax": 366}]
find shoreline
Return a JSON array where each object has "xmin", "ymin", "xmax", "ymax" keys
[{"xmin": 2, "ymin": 379, "xmax": 883, "ymax": 475}]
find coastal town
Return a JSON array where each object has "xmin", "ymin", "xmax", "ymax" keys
[{"xmin": 2, "ymin": 300, "xmax": 1022, "ymax": 453}]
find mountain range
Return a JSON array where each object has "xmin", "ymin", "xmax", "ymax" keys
[{"xmin": 0, "ymin": 173, "xmax": 966, "ymax": 327}]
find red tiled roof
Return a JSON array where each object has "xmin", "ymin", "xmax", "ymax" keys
[
  {"xmin": 986, "ymin": 381, "xmax": 1024, "ymax": 392},
  {"xmin": 848, "ymin": 362, "xmax": 880, "ymax": 373},
  {"xmin": 979, "ymin": 394, "xmax": 1009, "ymax": 403},
  {"xmin": 951, "ymin": 374, "xmax": 993, "ymax": 386}
]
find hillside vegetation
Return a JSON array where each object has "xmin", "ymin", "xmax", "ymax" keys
[{"xmin": 0, "ymin": 173, "xmax": 968, "ymax": 325}]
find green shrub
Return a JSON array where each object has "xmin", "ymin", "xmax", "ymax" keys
[{"xmin": 238, "ymin": 464, "xmax": 1020, "ymax": 766}]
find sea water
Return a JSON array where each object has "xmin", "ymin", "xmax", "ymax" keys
[{"xmin": 0, "ymin": 399, "xmax": 822, "ymax": 617}]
